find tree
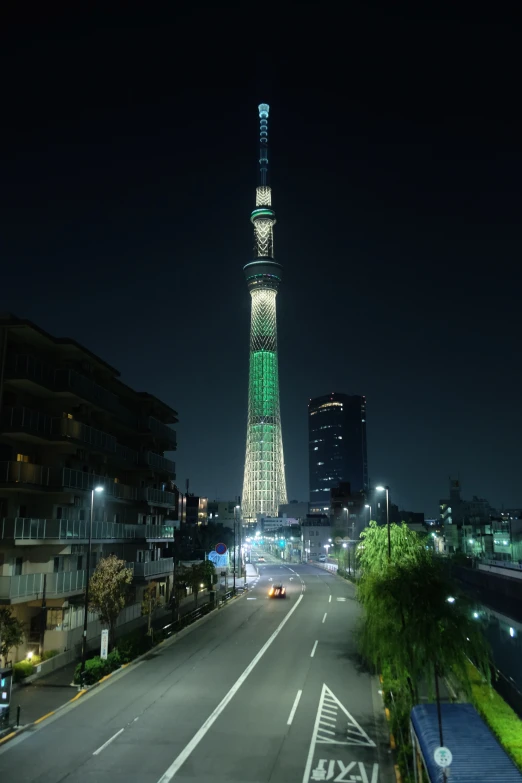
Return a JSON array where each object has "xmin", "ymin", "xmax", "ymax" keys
[
  {"xmin": 357, "ymin": 520, "xmax": 426, "ymax": 575},
  {"xmin": 171, "ymin": 565, "xmax": 189, "ymax": 621},
  {"xmin": 199, "ymin": 560, "xmax": 216, "ymax": 590},
  {"xmin": 358, "ymin": 555, "xmax": 490, "ymax": 704},
  {"xmin": 0, "ymin": 608, "xmax": 25, "ymax": 665},
  {"xmin": 141, "ymin": 581, "xmax": 160, "ymax": 638},
  {"xmin": 88, "ymin": 555, "xmax": 133, "ymax": 649},
  {"xmin": 188, "ymin": 563, "xmax": 204, "ymax": 607}
]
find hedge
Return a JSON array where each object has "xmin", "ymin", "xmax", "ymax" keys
[
  {"xmin": 73, "ymin": 649, "xmax": 121, "ymax": 685},
  {"xmin": 468, "ymin": 662, "xmax": 522, "ymax": 771}
]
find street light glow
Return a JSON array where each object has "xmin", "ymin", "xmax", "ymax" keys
[
  {"xmin": 94, "ymin": 486, "xmax": 104, "ymax": 493},
  {"xmin": 447, "ymin": 596, "xmax": 456, "ymax": 603},
  {"xmin": 364, "ymin": 504, "xmax": 370, "ymax": 508},
  {"xmin": 376, "ymin": 486, "xmax": 385, "ymax": 492}
]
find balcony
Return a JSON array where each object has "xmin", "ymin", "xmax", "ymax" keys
[
  {"xmin": 0, "ymin": 518, "xmax": 175, "ymax": 542},
  {"xmin": 0, "ymin": 569, "xmax": 86, "ymax": 602},
  {"xmin": 5, "ymin": 353, "xmax": 55, "ymax": 389},
  {"xmin": 60, "ymin": 468, "xmax": 138, "ymax": 501},
  {"xmin": 0, "ymin": 406, "xmax": 51, "ymax": 439},
  {"xmin": 139, "ymin": 487, "xmax": 175, "ymax": 507},
  {"xmin": 50, "ymin": 417, "xmax": 117, "ymax": 453},
  {"xmin": 128, "ymin": 558, "xmax": 174, "ymax": 579},
  {"xmin": 116, "ymin": 443, "xmax": 138, "ymax": 465},
  {"xmin": 142, "ymin": 416, "xmax": 177, "ymax": 449},
  {"xmin": 141, "ymin": 451, "xmax": 176, "ymax": 474},
  {"xmin": 0, "ymin": 460, "xmax": 50, "ymax": 487}
]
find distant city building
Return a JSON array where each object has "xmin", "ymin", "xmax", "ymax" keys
[
  {"xmin": 0, "ymin": 314, "xmax": 178, "ymax": 659},
  {"xmin": 301, "ymin": 519, "xmax": 332, "ymax": 561},
  {"xmin": 308, "ymin": 393, "xmax": 368, "ymax": 506},
  {"xmin": 257, "ymin": 515, "xmax": 298, "ymax": 533},
  {"xmin": 330, "ymin": 482, "xmax": 368, "ymax": 539},
  {"xmin": 278, "ymin": 501, "xmax": 309, "ymax": 520},
  {"xmin": 207, "ymin": 500, "xmax": 238, "ymax": 529},
  {"xmin": 439, "ymin": 478, "xmax": 498, "ymax": 556},
  {"xmin": 185, "ymin": 495, "xmax": 208, "ymax": 526}
]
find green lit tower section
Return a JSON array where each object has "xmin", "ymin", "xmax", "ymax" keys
[{"xmin": 242, "ymin": 103, "xmax": 288, "ymax": 523}]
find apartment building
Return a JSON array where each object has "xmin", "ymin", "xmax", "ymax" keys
[{"xmin": 0, "ymin": 315, "xmax": 179, "ymax": 659}]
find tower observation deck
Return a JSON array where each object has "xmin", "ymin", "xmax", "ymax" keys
[{"xmin": 241, "ymin": 104, "xmax": 288, "ymax": 522}]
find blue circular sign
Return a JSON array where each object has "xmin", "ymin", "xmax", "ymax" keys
[{"xmin": 215, "ymin": 542, "xmax": 227, "ymax": 555}]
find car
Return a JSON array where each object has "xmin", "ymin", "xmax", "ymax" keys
[
  {"xmin": 257, "ymin": 557, "xmax": 266, "ymax": 563},
  {"xmin": 268, "ymin": 584, "xmax": 286, "ymax": 599},
  {"xmin": 318, "ymin": 554, "xmax": 327, "ymax": 562}
]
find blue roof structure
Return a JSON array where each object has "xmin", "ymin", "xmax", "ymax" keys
[{"xmin": 410, "ymin": 703, "xmax": 522, "ymax": 783}]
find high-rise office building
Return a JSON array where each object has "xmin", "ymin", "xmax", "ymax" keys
[
  {"xmin": 308, "ymin": 393, "xmax": 368, "ymax": 505},
  {"xmin": 242, "ymin": 104, "xmax": 287, "ymax": 521}
]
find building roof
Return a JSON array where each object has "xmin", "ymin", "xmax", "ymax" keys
[
  {"xmin": 0, "ymin": 313, "xmax": 119, "ymax": 374},
  {"xmin": 411, "ymin": 703, "xmax": 522, "ymax": 783}
]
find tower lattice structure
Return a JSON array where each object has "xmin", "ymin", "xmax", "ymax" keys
[{"xmin": 242, "ymin": 104, "xmax": 288, "ymax": 523}]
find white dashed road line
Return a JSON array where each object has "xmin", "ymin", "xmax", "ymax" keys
[
  {"xmin": 287, "ymin": 690, "xmax": 303, "ymax": 725},
  {"xmin": 322, "ymin": 613, "xmax": 327, "ymax": 624},
  {"xmin": 93, "ymin": 728, "xmax": 124, "ymax": 756},
  {"xmin": 310, "ymin": 640, "xmax": 318, "ymax": 658}
]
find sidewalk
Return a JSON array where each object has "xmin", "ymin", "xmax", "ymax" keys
[{"xmin": 8, "ymin": 587, "xmax": 220, "ymax": 728}]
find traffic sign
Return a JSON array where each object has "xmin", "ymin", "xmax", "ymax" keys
[
  {"xmin": 215, "ymin": 543, "xmax": 227, "ymax": 555},
  {"xmin": 434, "ymin": 747, "xmax": 453, "ymax": 768}
]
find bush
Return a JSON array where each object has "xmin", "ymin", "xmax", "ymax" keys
[
  {"xmin": 116, "ymin": 629, "xmax": 154, "ymax": 663},
  {"xmin": 13, "ymin": 660, "xmax": 35, "ymax": 682},
  {"xmin": 73, "ymin": 649, "xmax": 122, "ymax": 685},
  {"xmin": 42, "ymin": 649, "xmax": 60, "ymax": 661},
  {"xmin": 468, "ymin": 662, "xmax": 522, "ymax": 771}
]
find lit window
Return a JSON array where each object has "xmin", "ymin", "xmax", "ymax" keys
[
  {"xmin": 337, "ymin": 436, "xmax": 343, "ymax": 440},
  {"xmin": 314, "ymin": 447, "xmax": 318, "ymax": 451},
  {"xmin": 16, "ymin": 453, "xmax": 29, "ymax": 463},
  {"xmin": 63, "ymin": 412, "xmax": 73, "ymax": 419}
]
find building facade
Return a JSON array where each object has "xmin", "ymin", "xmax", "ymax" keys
[
  {"xmin": 308, "ymin": 393, "xmax": 368, "ymax": 506},
  {"xmin": 242, "ymin": 104, "xmax": 287, "ymax": 522},
  {"xmin": 301, "ymin": 520, "xmax": 332, "ymax": 561},
  {"xmin": 0, "ymin": 315, "xmax": 179, "ymax": 659}
]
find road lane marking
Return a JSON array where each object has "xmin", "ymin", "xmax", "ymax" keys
[
  {"xmin": 247, "ymin": 597, "xmax": 257, "ymax": 600},
  {"xmin": 322, "ymin": 613, "xmax": 327, "ymax": 623},
  {"xmin": 93, "ymin": 728, "xmax": 124, "ymax": 755},
  {"xmin": 156, "ymin": 593, "xmax": 304, "ymax": 782},
  {"xmin": 311, "ymin": 640, "xmax": 319, "ymax": 657},
  {"xmin": 336, "ymin": 597, "xmax": 347, "ymax": 602},
  {"xmin": 329, "ymin": 594, "xmax": 332, "ymax": 603},
  {"xmin": 287, "ymin": 689, "xmax": 303, "ymax": 725},
  {"xmin": 303, "ymin": 685, "xmax": 378, "ymax": 783}
]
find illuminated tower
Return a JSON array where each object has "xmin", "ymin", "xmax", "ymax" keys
[{"xmin": 242, "ymin": 103, "xmax": 288, "ymax": 522}]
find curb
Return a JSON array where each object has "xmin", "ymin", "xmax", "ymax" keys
[{"xmin": 0, "ymin": 592, "xmax": 245, "ymax": 748}]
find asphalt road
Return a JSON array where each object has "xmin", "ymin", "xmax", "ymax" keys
[{"xmin": 0, "ymin": 556, "xmax": 394, "ymax": 783}]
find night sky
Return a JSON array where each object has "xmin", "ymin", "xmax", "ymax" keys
[{"xmin": 2, "ymin": 5, "xmax": 520, "ymax": 516}]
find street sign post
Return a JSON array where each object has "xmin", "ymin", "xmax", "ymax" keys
[
  {"xmin": 100, "ymin": 629, "xmax": 109, "ymax": 660},
  {"xmin": 434, "ymin": 746, "xmax": 453, "ymax": 768},
  {"xmin": 215, "ymin": 543, "xmax": 227, "ymax": 555}
]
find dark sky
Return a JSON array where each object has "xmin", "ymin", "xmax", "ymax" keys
[{"xmin": 1, "ymin": 4, "xmax": 520, "ymax": 516}]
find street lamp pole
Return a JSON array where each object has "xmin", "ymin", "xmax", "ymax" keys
[
  {"xmin": 80, "ymin": 486, "xmax": 104, "ymax": 685},
  {"xmin": 376, "ymin": 486, "xmax": 391, "ymax": 560},
  {"xmin": 365, "ymin": 503, "xmax": 371, "ymax": 522}
]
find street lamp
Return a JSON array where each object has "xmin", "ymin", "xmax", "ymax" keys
[
  {"xmin": 375, "ymin": 486, "xmax": 390, "ymax": 560},
  {"xmin": 80, "ymin": 485, "xmax": 104, "ymax": 685},
  {"xmin": 324, "ymin": 543, "xmax": 330, "ymax": 559},
  {"xmin": 365, "ymin": 503, "xmax": 371, "ymax": 522},
  {"xmin": 233, "ymin": 505, "xmax": 240, "ymax": 591}
]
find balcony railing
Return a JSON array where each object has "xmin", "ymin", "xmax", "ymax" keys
[
  {"xmin": 142, "ymin": 416, "xmax": 177, "ymax": 448},
  {"xmin": 0, "ymin": 460, "xmax": 50, "ymax": 486},
  {"xmin": 0, "ymin": 569, "xmax": 86, "ymax": 600},
  {"xmin": 6, "ymin": 354, "xmax": 138, "ymax": 429},
  {"xmin": 50, "ymin": 417, "xmax": 117, "ymax": 453},
  {"xmin": 0, "ymin": 518, "xmax": 176, "ymax": 541},
  {"xmin": 5, "ymin": 353, "xmax": 55, "ymax": 388},
  {"xmin": 116, "ymin": 443, "xmax": 139, "ymax": 465},
  {"xmin": 128, "ymin": 558, "xmax": 174, "ymax": 578},
  {"xmin": 142, "ymin": 451, "xmax": 176, "ymax": 474},
  {"xmin": 0, "ymin": 406, "xmax": 51, "ymax": 437},
  {"xmin": 139, "ymin": 487, "xmax": 175, "ymax": 507},
  {"xmin": 60, "ymin": 468, "xmax": 138, "ymax": 500}
]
